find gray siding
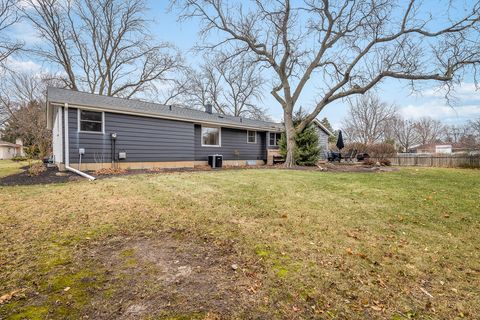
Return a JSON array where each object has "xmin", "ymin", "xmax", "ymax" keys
[
  {"xmin": 314, "ymin": 125, "xmax": 330, "ymax": 159},
  {"xmin": 194, "ymin": 125, "xmax": 267, "ymax": 161},
  {"xmin": 68, "ymin": 108, "xmax": 194, "ymax": 163}
]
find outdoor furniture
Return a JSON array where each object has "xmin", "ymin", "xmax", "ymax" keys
[
  {"xmin": 356, "ymin": 153, "xmax": 370, "ymax": 161},
  {"xmin": 273, "ymin": 155, "xmax": 285, "ymax": 164},
  {"xmin": 327, "ymin": 151, "xmax": 342, "ymax": 162}
]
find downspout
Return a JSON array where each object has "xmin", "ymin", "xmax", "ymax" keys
[{"xmin": 63, "ymin": 103, "xmax": 96, "ymax": 181}]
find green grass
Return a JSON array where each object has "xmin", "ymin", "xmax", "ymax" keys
[
  {"xmin": 0, "ymin": 160, "xmax": 30, "ymax": 177},
  {"xmin": 0, "ymin": 168, "xmax": 479, "ymax": 319}
]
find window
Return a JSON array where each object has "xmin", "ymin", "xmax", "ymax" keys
[
  {"xmin": 201, "ymin": 126, "xmax": 221, "ymax": 146},
  {"xmin": 269, "ymin": 132, "xmax": 281, "ymax": 146},
  {"xmin": 247, "ymin": 131, "xmax": 257, "ymax": 143},
  {"xmin": 79, "ymin": 110, "xmax": 103, "ymax": 133}
]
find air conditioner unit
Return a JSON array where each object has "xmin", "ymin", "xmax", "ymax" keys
[{"xmin": 208, "ymin": 154, "xmax": 223, "ymax": 169}]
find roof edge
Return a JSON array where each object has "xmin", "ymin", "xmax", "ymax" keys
[{"xmin": 313, "ymin": 119, "xmax": 334, "ymax": 136}]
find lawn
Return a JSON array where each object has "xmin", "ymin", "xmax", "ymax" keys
[
  {"xmin": 0, "ymin": 160, "xmax": 30, "ymax": 178},
  {"xmin": 0, "ymin": 165, "xmax": 479, "ymax": 319}
]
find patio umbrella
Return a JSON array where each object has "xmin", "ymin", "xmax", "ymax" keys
[{"xmin": 336, "ymin": 130, "xmax": 345, "ymax": 150}]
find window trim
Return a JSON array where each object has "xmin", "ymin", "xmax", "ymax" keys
[
  {"xmin": 78, "ymin": 108, "xmax": 105, "ymax": 134},
  {"xmin": 247, "ymin": 130, "xmax": 257, "ymax": 144},
  {"xmin": 268, "ymin": 132, "xmax": 281, "ymax": 146},
  {"xmin": 201, "ymin": 125, "xmax": 221, "ymax": 147}
]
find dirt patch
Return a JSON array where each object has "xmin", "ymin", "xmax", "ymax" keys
[
  {"xmin": 80, "ymin": 234, "xmax": 266, "ymax": 319},
  {"xmin": 0, "ymin": 166, "xmax": 82, "ymax": 186}
]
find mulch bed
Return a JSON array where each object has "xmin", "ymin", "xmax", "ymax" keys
[
  {"xmin": 0, "ymin": 166, "xmax": 81, "ymax": 186},
  {"xmin": 1, "ymin": 163, "xmax": 398, "ymax": 186}
]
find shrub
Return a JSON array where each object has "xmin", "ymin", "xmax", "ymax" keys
[
  {"xmin": 24, "ymin": 145, "xmax": 41, "ymax": 159},
  {"xmin": 12, "ymin": 156, "xmax": 28, "ymax": 162},
  {"xmin": 367, "ymin": 143, "xmax": 396, "ymax": 159},
  {"xmin": 279, "ymin": 109, "xmax": 321, "ymax": 166},
  {"xmin": 363, "ymin": 159, "xmax": 375, "ymax": 166},
  {"xmin": 380, "ymin": 159, "xmax": 391, "ymax": 166},
  {"xmin": 28, "ymin": 162, "xmax": 47, "ymax": 176},
  {"xmin": 345, "ymin": 142, "xmax": 369, "ymax": 154}
]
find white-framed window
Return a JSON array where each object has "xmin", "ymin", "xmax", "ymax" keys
[
  {"xmin": 268, "ymin": 132, "xmax": 281, "ymax": 146},
  {"xmin": 201, "ymin": 126, "xmax": 221, "ymax": 147},
  {"xmin": 247, "ymin": 130, "xmax": 257, "ymax": 144},
  {"xmin": 78, "ymin": 109, "xmax": 104, "ymax": 133}
]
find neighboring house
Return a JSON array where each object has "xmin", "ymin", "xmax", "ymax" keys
[
  {"xmin": 411, "ymin": 143, "xmax": 478, "ymax": 154},
  {"xmin": 312, "ymin": 119, "xmax": 334, "ymax": 158},
  {"xmin": 0, "ymin": 140, "xmax": 23, "ymax": 160},
  {"xmin": 46, "ymin": 87, "xmax": 284, "ymax": 171}
]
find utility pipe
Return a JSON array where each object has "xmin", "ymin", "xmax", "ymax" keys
[{"xmin": 63, "ymin": 104, "xmax": 96, "ymax": 181}]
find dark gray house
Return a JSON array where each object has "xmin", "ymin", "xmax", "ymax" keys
[{"xmin": 46, "ymin": 88, "xmax": 332, "ymax": 174}]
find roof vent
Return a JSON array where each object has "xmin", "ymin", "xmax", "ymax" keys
[{"xmin": 205, "ymin": 103, "xmax": 213, "ymax": 114}]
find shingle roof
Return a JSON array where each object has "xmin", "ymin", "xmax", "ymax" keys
[
  {"xmin": 47, "ymin": 87, "xmax": 284, "ymax": 132},
  {"xmin": 0, "ymin": 140, "xmax": 21, "ymax": 147}
]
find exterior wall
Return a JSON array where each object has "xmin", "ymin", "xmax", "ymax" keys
[
  {"xmin": 314, "ymin": 126, "xmax": 330, "ymax": 159},
  {"xmin": 68, "ymin": 108, "xmax": 195, "ymax": 163},
  {"xmin": 67, "ymin": 108, "xmax": 270, "ymax": 165},
  {"xmin": 194, "ymin": 125, "xmax": 267, "ymax": 161},
  {"xmin": 0, "ymin": 146, "xmax": 19, "ymax": 159}
]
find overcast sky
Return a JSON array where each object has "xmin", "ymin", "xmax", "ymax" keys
[{"xmin": 8, "ymin": 1, "xmax": 480, "ymax": 129}]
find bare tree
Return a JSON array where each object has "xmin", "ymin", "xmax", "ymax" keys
[
  {"xmin": 342, "ymin": 94, "xmax": 396, "ymax": 144},
  {"xmin": 0, "ymin": 0, "xmax": 22, "ymax": 65},
  {"xmin": 391, "ymin": 116, "xmax": 419, "ymax": 152},
  {"xmin": 414, "ymin": 117, "xmax": 445, "ymax": 145},
  {"xmin": 22, "ymin": 0, "xmax": 183, "ymax": 99},
  {"xmin": 174, "ymin": 0, "xmax": 480, "ymax": 167},
  {"xmin": 181, "ymin": 54, "xmax": 268, "ymax": 120},
  {"xmin": 0, "ymin": 71, "xmax": 54, "ymax": 157},
  {"xmin": 469, "ymin": 118, "xmax": 480, "ymax": 143}
]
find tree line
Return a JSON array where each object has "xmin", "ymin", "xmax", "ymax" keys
[
  {"xmin": 341, "ymin": 93, "xmax": 480, "ymax": 152},
  {"xmin": 0, "ymin": 0, "xmax": 479, "ymax": 164}
]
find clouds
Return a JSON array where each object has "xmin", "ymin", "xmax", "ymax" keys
[
  {"xmin": 5, "ymin": 57, "xmax": 42, "ymax": 74},
  {"xmin": 399, "ymin": 83, "xmax": 480, "ymax": 124}
]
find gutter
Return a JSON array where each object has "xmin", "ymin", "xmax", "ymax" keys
[{"xmin": 63, "ymin": 103, "xmax": 96, "ymax": 181}]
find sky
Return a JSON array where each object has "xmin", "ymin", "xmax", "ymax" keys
[{"xmin": 8, "ymin": 0, "xmax": 480, "ymax": 130}]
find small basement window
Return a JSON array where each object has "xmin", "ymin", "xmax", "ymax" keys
[
  {"xmin": 247, "ymin": 130, "xmax": 257, "ymax": 143},
  {"xmin": 269, "ymin": 132, "xmax": 281, "ymax": 146},
  {"xmin": 79, "ymin": 109, "xmax": 104, "ymax": 133},
  {"xmin": 201, "ymin": 126, "xmax": 221, "ymax": 147}
]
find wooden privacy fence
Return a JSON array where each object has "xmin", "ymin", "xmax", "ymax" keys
[{"xmin": 372, "ymin": 154, "xmax": 480, "ymax": 168}]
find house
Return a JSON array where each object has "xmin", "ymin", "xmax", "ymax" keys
[
  {"xmin": 46, "ymin": 87, "xmax": 285, "ymax": 172},
  {"xmin": 411, "ymin": 143, "xmax": 478, "ymax": 154},
  {"xmin": 45, "ymin": 88, "xmax": 335, "ymax": 173},
  {"xmin": 312, "ymin": 119, "xmax": 334, "ymax": 158},
  {"xmin": 0, "ymin": 140, "xmax": 23, "ymax": 160}
]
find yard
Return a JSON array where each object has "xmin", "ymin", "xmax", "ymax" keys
[
  {"xmin": 0, "ymin": 162, "xmax": 479, "ymax": 319},
  {"xmin": 0, "ymin": 160, "xmax": 30, "ymax": 178}
]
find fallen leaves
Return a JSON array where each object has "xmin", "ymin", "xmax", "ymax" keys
[
  {"xmin": 0, "ymin": 289, "xmax": 25, "ymax": 304},
  {"xmin": 420, "ymin": 287, "xmax": 434, "ymax": 298}
]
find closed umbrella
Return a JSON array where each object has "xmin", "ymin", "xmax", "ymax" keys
[{"xmin": 336, "ymin": 130, "xmax": 345, "ymax": 150}]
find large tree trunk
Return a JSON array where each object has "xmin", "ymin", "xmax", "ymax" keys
[{"xmin": 284, "ymin": 114, "xmax": 296, "ymax": 168}]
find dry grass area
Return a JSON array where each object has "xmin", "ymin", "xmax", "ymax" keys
[
  {"xmin": 0, "ymin": 166, "xmax": 479, "ymax": 319},
  {"xmin": 0, "ymin": 160, "xmax": 30, "ymax": 178}
]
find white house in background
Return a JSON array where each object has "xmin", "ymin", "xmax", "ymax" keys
[
  {"xmin": 0, "ymin": 139, "xmax": 24, "ymax": 159},
  {"xmin": 435, "ymin": 145, "xmax": 452, "ymax": 154}
]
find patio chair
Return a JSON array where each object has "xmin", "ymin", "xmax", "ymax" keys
[{"xmin": 327, "ymin": 151, "xmax": 341, "ymax": 162}]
